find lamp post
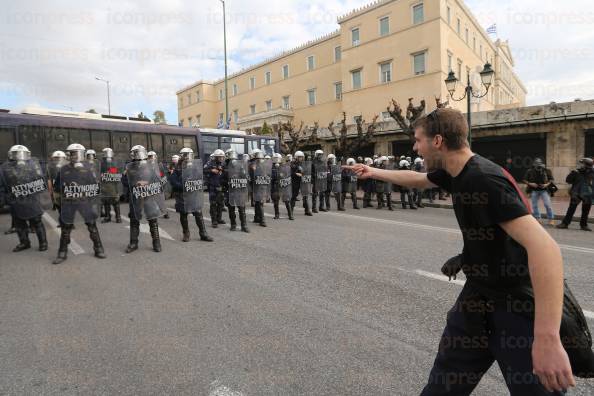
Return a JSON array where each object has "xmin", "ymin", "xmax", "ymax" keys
[
  {"xmin": 220, "ymin": 0, "xmax": 229, "ymax": 126},
  {"xmin": 444, "ymin": 62, "xmax": 495, "ymax": 148},
  {"xmin": 95, "ymin": 77, "xmax": 111, "ymax": 115}
]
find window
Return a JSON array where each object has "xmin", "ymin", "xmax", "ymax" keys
[
  {"xmin": 265, "ymin": 71, "xmax": 271, "ymax": 85},
  {"xmin": 353, "ymin": 115, "xmax": 362, "ymax": 124},
  {"xmin": 282, "ymin": 96, "xmax": 290, "ymax": 109},
  {"xmin": 352, "ymin": 28, "xmax": 360, "ymax": 46},
  {"xmin": 249, "ymin": 77, "xmax": 256, "ymax": 90},
  {"xmin": 413, "ymin": 52, "xmax": 426, "ymax": 75},
  {"xmin": 187, "ymin": 94, "xmax": 191, "ymax": 105},
  {"xmin": 334, "ymin": 46, "xmax": 341, "ymax": 62},
  {"xmin": 178, "ymin": 98, "xmax": 183, "ymax": 108},
  {"xmin": 282, "ymin": 64, "xmax": 289, "ymax": 79},
  {"xmin": 149, "ymin": 134, "xmax": 163, "ymax": 159},
  {"xmin": 307, "ymin": 89, "xmax": 316, "ymax": 106},
  {"xmin": 473, "ymin": 36, "xmax": 476, "ymax": 51},
  {"xmin": 0, "ymin": 127, "xmax": 16, "ymax": 162},
  {"xmin": 266, "ymin": 100, "xmax": 272, "ymax": 111},
  {"xmin": 379, "ymin": 16, "xmax": 390, "ymax": 36},
  {"xmin": 196, "ymin": 115, "xmax": 201, "ymax": 126},
  {"xmin": 179, "ymin": 120, "xmax": 184, "ymax": 127},
  {"xmin": 90, "ymin": 130, "xmax": 110, "ymax": 153},
  {"xmin": 457, "ymin": 60, "xmax": 462, "ymax": 80},
  {"xmin": 201, "ymin": 136, "xmax": 219, "ymax": 158},
  {"xmin": 233, "ymin": 110, "xmax": 238, "ymax": 124},
  {"xmin": 221, "ymin": 136, "xmax": 245, "ymax": 155},
  {"xmin": 334, "ymin": 82, "xmax": 342, "ymax": 100},
  {"xmin": 188, "ymin": 117, "xmax": 193, "ymax": 127},
  {"xmin": 250, "ymin": 104, "xmax": 256, "ymax": 115},
  {"xmin": 465, "ymin": 28, "xmax": 469, "ymax": 43},
  {"xmin": 196, "ymin": 91, "xmax": 201, "ymax": 103},
  {"xmin": 447, "ymin": 52, "xmax": 453, "ymax": 72},
  {"xmin": 380, "ymin": 62, "xmax": 392, "ymax": 83},
  {"xmin": 130, "ymin": 132, "xmax": 147, "ymax": 149},
  {"xmin": 381, "ymin": 111, "xmax": 391, "ymax": 120},
  {"xmin": 457, "ymin": 18, "xmax": 461, "ymax": 34},
  {"xmin": 232, "ymin": 84, "xmax": 238, "ymax": 96},
  {"xmin": 351, "ymin": 69, "xmax": 362, "ymax": 89},
  {"xmin": 219, "ymin": 89, "xmax": 224, "ymax": 100},
  {"xmin": 218, "ymin": 113, "xmax": 224, "ymax": 123},
  {"xmin": 307, "ymin": 55, "xmax": 315, "ymax": 71},
  {"xmin": 447, "ymin": 6, "xmax": 451, "ymax": 24},
  {"xmin": 480, "ymin": 44, "xmax": 483, "ymax": 59},
  {"xmin": 413, "ymin": 3, "xmax": 424, "ymax": 24}
]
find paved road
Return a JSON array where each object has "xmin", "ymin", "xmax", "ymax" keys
[{"xmin": 1, "ymin": 200, "xmax": 593, "ymax": 395}]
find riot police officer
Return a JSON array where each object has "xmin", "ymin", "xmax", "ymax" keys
[
  {"xmin": 251, "ymin": 150, "xmax": 271, "ymax": 227},
  {"xmin": 271, "ymin": 153, "xmax": 294, "ymax": 220},
  {"xmin": 148, "ymin": 151, "xmax": 170, "ymax": 219},
  {"xmin": 48, "ymin": 150, "xmax": 67, "ymax": 218},
  {"xmin": 99, "ymin": 148, "xmax": 123, "ymax": 223},
  {"xmin": 291, "ymin": 151, "xmax": 313, "ymax": 216},
  {"xmin": 326, "ymin": 154, "xmax": 344, "ymax": 211},
  {"xmin": 342, "ymin": 158, "xmax": 359, "ymax": 209},
  {"xmin": 123, "ymin": 145, "xmax": 166, "ymax": 253},
  {"xmin": 222, "ymin": 149, "xmax": 250, "ymax": 232},
  {"xmin": 53, "ymin": 144, "xmax": 105, "ymax": 264},
  {"xmin": 362, "ymin": 158, "xmax": 375, "ymax": 208},
  {"xmin": 398, "ymin": 159, "xmax": 417, "ymax": 209},
  {"xmin": 0, "ymin": 145, "xmax": 49, "ymax": 253},
  {"xmin": 312, "ymin": 149, "xmax": 327, "ymax": 213},
  {"xmin": 204, "ymin": 149, "xmax": 226, "ymax": 228},
  {"xmin": 169, "ymin": 148, "xmax": 213, "ymax": 242}
]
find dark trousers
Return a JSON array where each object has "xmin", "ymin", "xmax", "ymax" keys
[
  {"xmin": 561, "ymin": 196, "xmax": 592, "ymax": 227},
  {"xmin": 421, "ymin": 287, "xmax": 566, "ymax": 396}
]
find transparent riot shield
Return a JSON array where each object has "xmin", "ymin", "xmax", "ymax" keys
[
  {"xmin": 158, "ymin": 162, "xmax": 172, "ymax": 197},
  {"xmin": 126, "ymin": 160, "xmax": 166, "ymax": 221},
  {"xmin": 314, "ymin": 159, "xmax": 327, "ymax": 193},
  {"xmin": 384, "ymin": 161, "xmax": 395, "ymax": 193},
  {"xmin": 0, "ymin": 158, "xmax": 52, "ymax": 220},
  {"xmin": 345, "ymin": 169, "xmax": 358, "ymax": 193},
  {"xmin": 300, "ymin": 160, "xmax": 312, "ymax": 197},
  {"xmin": 279, "ymin": 163, "xmax": 293, "ymax": 202},
  {"xmin": 181, "ymin": 159, "xmax": 204, "ymax": 213},
  {"xmin": 331, "ymin": 163, "xmax": 343, "ymax": 194},
  {"xmin": 227, "ymin": 160, "xmax": 248, "ymax": 207},
  {"xmin": 253, "ymin": 159, "xmax": 272, "ymax": 202},
  {"xmin": 59, "ymin": 162, "xmax": 101, "ymax": 225},
  {"xmin": 100, "ymin": 158, "xmax": 124, "ymax": 200}
]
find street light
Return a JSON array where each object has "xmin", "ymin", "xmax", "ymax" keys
[
  {"xmin": 95, "ymin": 77, "xmax": 111, "ymax": 115},
  {"xmin": 220, "ymin": 0, "xmax": 229, "ymax": 127},
  {"xmin": 444, "ymin": 62, "xmax": 495, "ymax": 147}
]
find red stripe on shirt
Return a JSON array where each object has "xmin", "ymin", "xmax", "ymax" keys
[{"xmin": 502, "ymin": 168, "xmax": 533, "ymax": 215}]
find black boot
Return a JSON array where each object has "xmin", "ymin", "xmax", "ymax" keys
[
  {"xmin": 101, "ymin": 204, "xmax": 111, "ymax": 223},
  {"xmin": 273, "ymin": 200, "xmax": 280, "ymax": 219},
  {"xmin": 257, "ymin": 203, "xmax": 267, "ymax": 227},
  {"xmin": 285, "ymin": 201, "xmax": 294, "ymax": 220},
  {"xmin": 216, "ymin": 200, "xmax": 226, "ymax": 225},
  {"xmin": 336, "ymin": 195, "xmax": 345, "ymax": 211},
  {"xmin": 88, "ymin": 223, "xmax": 106, "ymax": 259},
  {"xmin": 352, "ymin": 195, "xmax": 360, "ymax": 210},
  {"xmin": 126, "ymin": 219, "xmax": 140, "ymax": 253},
  {"xmin": 377, "ymin": 193, "xmax": 384, "ymax": 210},
  {"xmin": 304, "ymin": 197, "xmax": 313, "ymax": 216},
  {"xmin": 114, "ymin": 204, "xmax": 122, "ymax": 223},
  {"xmin": 228, "ymin": 206, "xmax": 237, "ymax": 231},
  {"xmin": 195, "ymin": 212, "xmax": 213, "ymax": 241},
  {"xmin": 180, "ymin": 213, "xmax": 190, "ymax": 242},
  {"xmin": 386, "ymin": 194, "xmax": 394, "ymax": 211},
  {"xmin": 408, "ymin": 193, "xmax": 417, "ymax": 209},
  {"xmin": 149, "ymin": 219, "xmax": 161, "ymax": 252},
  {"xmin": 239, "ymin": 207, "xmax": 250, "ymax": 233},
  {"xmin": 53, "ymin": 226, "xmax": 71, "ymax": 264},
  {"xmin": 31, "ymin": 218, "xmax": 48, "ymax": 251},
  {"xmin": 312, "ymin": 194, "xmax": 318, "ymax": 213},
  {"xmin": 210, "ymin": 204, "xmax": 218, "ymax": 228},
  {"xmin": 323, "ymin": 193, "xmax": 330, "ymax": 212},
  {"xmin": 13, "ymin": 226, "xmax": 31, "ymax": 252}
]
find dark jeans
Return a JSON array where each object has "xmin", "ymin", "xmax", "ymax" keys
[
  {"xmin": 421, "ymin": 285, "xmax": 566, "ymax": 396},
  {"xmin": 562, "ymin": 196, "xmax": 592, "ymax": 227}
]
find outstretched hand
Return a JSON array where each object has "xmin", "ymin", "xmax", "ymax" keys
[{"xmin": 342, "ymin": 164, "xmax": 374, "ymax": 180}]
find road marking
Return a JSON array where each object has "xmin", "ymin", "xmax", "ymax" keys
[
  {"xmin": 42, "ymin": 213, "xmax": 85, "ymax": 255},
  {"xmin": 120, "ymin": 215, "xmax": 174, "ymax": 241},
  {"xmin": 209, "ymin": 381, "xmax": 244, "ymax": 396},
  {"xmin": 412, "ymin": 269, "xmax": 594, "ymax": 320}
]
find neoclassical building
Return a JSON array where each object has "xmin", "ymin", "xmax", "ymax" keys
[{"xmin": 177, "ymin": 0, "xmax": 527, "ymax": 133}]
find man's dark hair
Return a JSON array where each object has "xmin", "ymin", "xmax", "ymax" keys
[{"xmin": 413, "ymin": 108, "xmax": 469, "ymax": 150}]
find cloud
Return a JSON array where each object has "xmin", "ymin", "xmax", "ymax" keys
[{"xmin": 0, "ymin": 0, "xmax": 592, "ymax": 123}]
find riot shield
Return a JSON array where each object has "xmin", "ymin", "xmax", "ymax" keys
[
  {"xmin": 158, "ymin": 162, "xmax": 172, "ymax": 197},
  {"xmin": 331, "ymin": 163, "xmax": 343, "ymax": 194},
  {"xmin": 300, "ymin": 160, "xmax": 312, "ymax": 196},
  {"xmin": 384, "ymin": 162, "xmax": 395, "ymax": 193},
  {"xmin": 126, "ymin": 160, "xmax": 166, "ymax": 221},
  {"xmin": 253, "ymin": 159, "xmax": 272, "ymax": 202},
  {"xmin": 181, "ymin": 159, "xmax": 204, "ymax": 213},
  {"xmin": 0, "ymin": 158, "xmax": 52, "ymax": 220},
  {"xmin": 314, "ymin": 159, "xmax": 327, "ymax": 193},
  {"xmin": 345, "ymin": 169, "xmax": 358, "ymax": 193},
  {"xmin": 227, "ymin": 160, "xmax": 248, "ymax": 207},
  {"xmin": 100, "ymin": 158, "xmax": 124, "ymax": 200},
  {"xmin": 59, "ymin": 162, "xmax": 101, "ymax": 225},
  {"xmin": 279, "ymin": 163, "xmax": 292, "ymax": 202}
]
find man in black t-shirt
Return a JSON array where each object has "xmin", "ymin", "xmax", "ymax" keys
[{"xmin": 346, "ymin": 108, "xmax": 574, "ymax": 395}]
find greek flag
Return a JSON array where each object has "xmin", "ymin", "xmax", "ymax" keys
[
  {"xmin": 486, "ymin": 24, "xmax": 497, "ymax": 35},
  {"xmin": 216, "ymin": 119, "xmax": 224, "ymax": 129},
  {"xmin": 225, "ymin": 116, "xmax": 231, "ymax": 130}
]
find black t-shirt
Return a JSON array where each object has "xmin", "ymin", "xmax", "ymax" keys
[{"xmin": 427, "ymin": 155, "xmax": 532, "ymax": 291}]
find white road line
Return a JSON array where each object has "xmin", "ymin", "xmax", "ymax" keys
[
  {"xmin": 42, "ymin": 213, "xmax": 85, "ymax": 255},
  {"xmin": 412, "ymin": 269, "xmax": 594, "ymax": 320},
  {"xmin": 209, "ymin": 382, "xmax": 244, "ymax": 396},
  {"xmin": 120, "ymin": 215, "xmax": 174, "ymax": 241}
]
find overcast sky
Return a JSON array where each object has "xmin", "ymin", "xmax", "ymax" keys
[{"xmin": 1, "ymin": 0, "xmax": 593, "ymax": 123}]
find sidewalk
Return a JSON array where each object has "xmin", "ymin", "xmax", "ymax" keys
[{"xmin": 354, "ymin": 191, "xmax": 594, "ymax": 224}]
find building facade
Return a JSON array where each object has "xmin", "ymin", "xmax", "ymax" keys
[{"xmin": 177, "ymin": 0, "xmax": 527, "ymax": 132}]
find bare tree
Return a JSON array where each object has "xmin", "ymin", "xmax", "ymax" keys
[
  {"xmin": 387, "ymin": 98, "xmax": 426, "ymax": 141},
  {"xmin": 328, "ymin": 112, "xmax": 379, "ymax": 158},
  {"xmin": 435, "ymin": 96, "xmax": 449, "ymax": 109},
  {"xmin": 277, "ymin": 120, "xmax": 305, "ymax": 155}
]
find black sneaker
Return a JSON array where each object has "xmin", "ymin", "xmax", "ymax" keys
[{"xmin": 581, "ymin": 226, "xmax": 592, "ymax": 232}]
